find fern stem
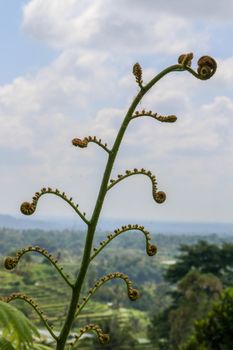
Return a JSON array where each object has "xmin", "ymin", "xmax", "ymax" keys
[{"xmin": 56, "ymin": 63, "xmax": 183, "ymax": 349}]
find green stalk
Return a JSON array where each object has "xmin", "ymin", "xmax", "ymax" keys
[{"xmin": 56, "ymin": 64, "xmax": 183, "ymax": 349}]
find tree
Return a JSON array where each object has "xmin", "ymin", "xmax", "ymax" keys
[
  {"xmin": 165, "ymin": 241, "xmax": 233, "ymax": 284},
  {"xmin": 148, "ymin": 270, "xmax": 222, "ymax": 349},
  {"xmin": 182, "ymin": 288, "xmax": 233, "ymax": 350},
  {"xmin": 0, "ymin": 300, "xmax": 52, "ymax": 350}
]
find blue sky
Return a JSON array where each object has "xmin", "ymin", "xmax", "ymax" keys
[
  {"xmin": 0, "ymin": 0, "xmax": 233, "ymax": 225},
  {"xmin": 0, "ymin": 1, "xmax": 57, "ymax": 84}
]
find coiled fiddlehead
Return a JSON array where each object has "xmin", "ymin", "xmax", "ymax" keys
[
  {"xmin": 133, "ymin": 62, "xmax": 143, "ymax": 89},
  {"xmin": 20, "ymin": 187, "xmax": 89, "ymax": 225},
  {"xmin": 107, "ymin": 168, "xmax": 166, "ymax": 204},
  {"xmin": 4, "ymin": 246, "xmax": 73, "ymax": 287},
  {"xmin": 68, "ymin": 324, "xmax": 109, "ymax": 349},
  {"xmin": 75, "ymin": 272, "xmax": 139, "ymax": 318},
  {"xmin": 178, "ymin": 52, "xmax": 217, "ymax": 80},
  {"xmin": 131, "ymin": 110, "xmax": 177, "ymax": 123},
  {"xmin": 72, "ymin": 136, "xmax": 110, "ymax": 153},
  {"xmin": 178, "ymin": 52, "xmax": 194, "ymax": 67},
  {"xmin": 196, "ymin": 56, "xmax": 217, "ymax": 79},
  {"xmin": 4, "ymin": 292, "xmax": 57, "ymax": 340},
  {"xmin": 90, "ymin": 224, "xmax": 157, "ymax": 261}
]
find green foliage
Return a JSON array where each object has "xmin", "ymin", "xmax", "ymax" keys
[
  {"xmin": 182, "ymin": 288, "xmax": 233, "ymax": 350},
  {"xmin": 92, "ymin": 316, "xmax": 138, "ymax": 350},
  {"xmin": 165, "ymin": 241, "xmax": 233, "ymax": 284},
  {"xmin": 0, "ymin": 300, "xmax": 40, "ymax": 349},
  {"xmin": 148, "ymin": 270, "xmax": 223, "ymax": 349},
  {"xmin": 148, "ymin": 308, "xmax": 171, "ymax": 350},
  {"xmin": 0, "ymin": 338, "xmax": 15, "ymax": 350},
  {"xmin": 169, "ymin": 270, "xmax": 222, "ymax": 348}
]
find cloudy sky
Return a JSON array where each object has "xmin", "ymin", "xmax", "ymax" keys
[{"xmin": 0, "ymin": 0, "xmax": 233, "ymax": 226}]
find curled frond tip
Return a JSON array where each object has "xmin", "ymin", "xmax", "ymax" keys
[
  {"xmin": 128, "ymin": 288, "xmax": 140, "ymax": 301},
  {"xmin": 71, "ymin": 324, "xmax": 110, "ymax": 347},
  {"xmin": 154, "ymin": 191, "xmax": 166, "ymax": 204},
  {"xmin": 72, "ymin": 138, "xmax": 88, "ymax": 148},
  {"xmin": 4, "ymin": 256, "xmax": 17, "ymax": 270},
  {"xmin": 178, "ymin": 53, "xmax": 217, "ymax": 80},
  {"xmin": 178, "ymin": 52, "xmax": 194, "ymax": 67},
  {"xmin": 72, "ymin": 136, "xmax": 110, "ymax": 153},
  {"xmin": 133, "ymin": 62, "xmax": 143, "ymax": 87},
  {"xmin": 147, "ymin": 244, "xmax": 157, "ymax": 256},
  {"xmin": 197, "ymin": 55, "xmax": 217, "ymax": 79},
  {"xmin": 20, "ymin": 202, "xmax": 35, "ymax": 215}
]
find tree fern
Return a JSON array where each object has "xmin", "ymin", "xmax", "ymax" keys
[{"xmin": 2, "ymin": 53, "xmax": 217, "ymax": 349}]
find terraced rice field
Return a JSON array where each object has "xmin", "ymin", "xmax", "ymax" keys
[{"xmin": 0, "ymin": 261, "xmax": 151, "ymax": 349}]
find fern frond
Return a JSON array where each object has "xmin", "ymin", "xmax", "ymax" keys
[
  {"xmin": 5, "ymin": 293, "xmax": 57, "ymax": 340},
  {"xmin": 75, "ymin": 272, "xmax": 139, "ymax": 317},
  {"xmin": 0, "ymin": 301, "xmax": 39, "ymax": 348},
  {"xmin": 107, "ymin": 168, "xmax": 166, "ymax": 204},
  {"xmin": 0, "ymin": 337, "xmax": 15, "ymax": 350},
  {"xmin": 20, "ymin": 187, "xmax": 89, "ymax": 225},
  {"xmin": 91, "ymin": 224, "xmax": 157, "ymax": 260},
  {"xmin": 4, "ymin": 246, "xmax": 73, "ymax": 287},
  {"xmin": 72, "ymin": 136, "xmax": 110, "ymax": 153},
  {"xmin": 131, "ymin": 110, "xmax": 177, "ymax": 123},
  {"xmin": 68, "ymin": 324, "xmax": 109, "ymax": 348}
]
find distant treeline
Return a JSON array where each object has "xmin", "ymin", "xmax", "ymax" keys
[{"xmin": 0, "ymin": 227, "xmax": 232, "ymax": 257}]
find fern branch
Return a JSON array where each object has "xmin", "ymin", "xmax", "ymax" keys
[
  {"xmin": 20, "ymin": 187, "xmax": 89, "ymax": 225},
  {"xmin": 0, "ymin": 300, "xmax": 40, "ymax": 347},
  {"xmin": 4, "ymin": 293, "xmax": 58, "ymax": 340},
  {"xmin": 72, "ymin": 136, "xmax": 110, "ymax": 154},
  {"xmin": 90, "ymin": 224, "xmax": 157, "ymax": 261},
  {"xmin": 0, "ymin": 337, "xmax": 15, "ymax": 350},
  {"xmin": 178, "ymin": 53, "xmax": 217, "ymax": 80},
  {"xmin": 4, "ymin": 246, "xmax": 73, "ymax": 288},
  {"xmin": 68, "ymin": 324, "xmax": 109, "ymax": 349},
  {"xmin": 107, "ymin": 168, "xmax": 166, "ymax": 204},
  {"xmin": 132, "ymin": 62, "xmax": 144, "ymax": 89},
  {"xmin": 131, "ymin": 109, "xmax": 177, "ymax": 123},
  {"xmin": 75, "ymin": 272, "xmax": 139, "ymax": 318}
]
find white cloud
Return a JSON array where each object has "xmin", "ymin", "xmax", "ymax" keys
[
  {"xmin": 214, "ymin": 57, "xmax": 233, "ymax": 86},
  {"xmin": 22, "ymin": 0, "xmax": 209, "ymax": 54},
  {"xmin": 123, "ymin": 0, "xmax": 233, "ymax": 20},
  {"xmin": 0, "ymin": 0, "xmax": 232, "ymax": 223},
  {"xmin": 23, "ymin": 0, "xmax": 102, "ymax": 47}
]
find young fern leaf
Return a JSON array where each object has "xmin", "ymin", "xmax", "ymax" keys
[
  {"xmin": 131, "ymin": 110, "xmax": 177, "ymax": 123},
  {"xmin": 178, "ymin": 53, "xmax": 217, "ymax": 80},
  {"xmin": 20, "ymin": 187, "xmax": 89, "ymax": 225},
  {"xmin": 72, "ymin": 136, "xmax": 110, "ymax": 153},
  {"xmin": 132, "ymin": 62, "xmax": 143, "ymax": 88},
  {"xmin": 4, "ymin": 246, "xmax": 73, "ymax": 287},
  {"xmin": 107, "ymin": 168, "xmax": 166, "ymax": 204},
  {"xmin": 0, "ymin": 300, "xmax": 40, "ymax": 347},
  {"xmin": 0, "ymin": 337, "xmax": 15, "ymax": 350},
  {"xmin": 68, "ymin": 324, "xmax": 109, "ymax": 349},
  {"xmin": 4, "ymin": 293, "xmax": 57, "ymax": 340},
  {"xmin": 75, "ymin": 272, "xmax": 139, "ymax": 317},
  {"xmin": 90, "ymin": 224, "xmax": 157, "ymax": 261},
  {"xmin": 178, "ymin": 52, "xmax": 194, "ymax": 67}
]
